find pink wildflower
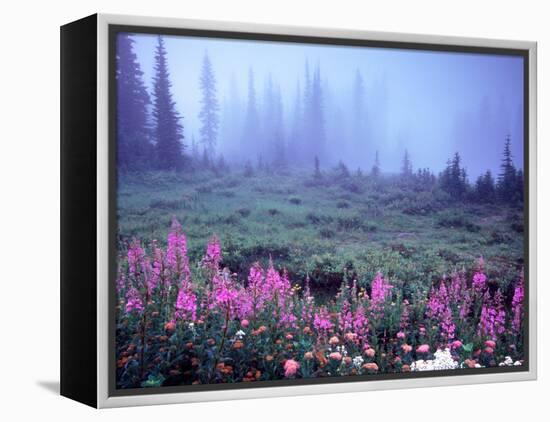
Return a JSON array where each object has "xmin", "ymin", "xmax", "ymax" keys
[
  {"xmin": 313, "ymin": 307, "xmax": 334, "ymax": 332},
  {"xmin": 125, "ymin": 286, "xmax": 144, "ymax": 313},
  {"xmin": 166, "ymin": 218, "xmax": 191, "ymax": 281},
  {"xmin": 416, "ymin": 344, "xmax": 430, "ymax": 354},
  {"xmin": 473, "ymin": 272, "xmax": 487, "ymax": 292},
  {"xmin": 451, "ymin": 340, "xmax": 463, "ymax": 349},
  {"xmin": 511, "ymin": 274, "xmax": 524, "ymax": 334},
  {"xmin": 175, "ymin": 283, "xmax": 197, "ymax": 321},
  {"xmin": 283, "ymin": 359, "xmax": 300, "ymax": 378},
  {"xmin": 329, "ymin": 352, "xmax": 343, "ymax": 361}
]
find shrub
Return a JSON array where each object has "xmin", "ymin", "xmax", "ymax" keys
[
  {"xmin": 436, "ymin": 212, "xmax": 481, "ymax": 233},
  {"xmin": 337, "ymin": 215, "xmax": 364, "ymax": 231},
  {"xmin": 336, "ymin": 201, "xmax": 350, "ymax": 209},
  {"xmin": 237, "ymin": 208, "xmax": 251, "ymax": 217},
  {"xmin": 306, "ymin": 212, "xmax": 333, "ymax": 225},
  {"xmin": 319, "ymin": 228, "xmax": 335, "ymax": 239},
  {"xmin": 149, "ymin": 198, "xmax": 182, "ymax": 210}
]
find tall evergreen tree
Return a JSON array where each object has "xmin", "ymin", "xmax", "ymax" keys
[
  {"xmin": 116, "ymin": 34, "xmax": 151, "ymax": 171},
  {"xmin": 152, "ymin": 36, "xmax": 184, "ymax": 170},
  {"xmin": 371, "ymin": 150, "xmax": 381, "ymax": 178},
  {"xmin": 220, "ymin": 74, "xmax": 242, "ymax": 161},
  {"xmin": 198, "ymin": 51, "xmax": 220, "ymax": 157},
  {"xmin": 288, "ymin": 80, "xmax": 302, "ymax": 162},
  {"xmin": 401, "ymin": 149, "xmax": 413, "ymax": 178},
  {"xmin": 515, "ymin": 169, "xmax": 524, "ymax": 203},
  {"xmin": 352, "ymin": 69, "xmax": 366, "ymax": 149},
  {"xmin": 304, "ymin": 63, "xmax": 326, "ymax": 161},
  {"xmin": 272, "ymin": 83, "xmax": 286, "ymax": 165},
  {"xmin": 440, "ymin": 152, "xmax": 468, "ymax": 199},
  {"xmin": 475, "ymin": 170, "xmax": 496, "ymax": 202},
  {"xmin": 242, "ymin": 68, "xmax": 260, "ymax": 158},
  {"xmin": 497, "ymin": 135, "xmax": 517, "ymax": 202}
]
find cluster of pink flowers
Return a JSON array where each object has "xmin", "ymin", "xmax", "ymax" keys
[
  {"xmin": 283, "ymin": 359, "xmax": 300, "ymax": 377},
  {"xmin": 116, "ymin": 219, "xmax": 525, "ymax": 386},
  {"xmin": 175, "ymin": 282, "xmax": 197, "ymax": 321},
  {"xmin": 426, "ymin": 282, "xmax": 455, "ymax": 340},
  {"xmin": 511, "ymin": 274, "xmax": 524, "ymax": 334},
  {"xmin": 313, "ymin": 306, "xmax": 334, "ymax": 332},
  {"xmin": 478, "ymin": 290, "xmax": 506, "ymax": 340}
]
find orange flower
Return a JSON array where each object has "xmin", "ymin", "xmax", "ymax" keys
[
  {"xmin": 233, "ymin": 340, "xmax": 244, "ymax": 350},
  {"xmin": 362, "ymin": 362, "xmax": 379, "ymax": 371},
  {"xmin": 164, "ymin": 321, "xmax": 176, "ymax": 332},
  {"xmin": 304, "ymin": 351, "xmax": 314, "ymax": 360},
  {"xmin": 117, "ymin": 357, "xmax": 129, "ymax": 368},
  {"xmin": 464, "ymin": 359, "xmax": 477, "ymax": 369},
  {"xmin": 329, "ymin": 336, "xmax": 340, "ymax": 346},
  {"xmin": 316, "ymin": 350, "xmax": 328, "ymax": 367}
]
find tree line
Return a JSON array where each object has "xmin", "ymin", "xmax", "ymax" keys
[
  {"xmin": 325, "ymin": 135, "xmax": 523, "ymax": 204},
  {"xmin": 117, "ymin": 34, "xmax": 524, "ymax": 206},
  {"xmin": 117, "ymin": 35, "xmax": 360, "ymax": 171},
  {"xmin": 117, "ymin": 35, "xmax": 218, "ymax": 171}
]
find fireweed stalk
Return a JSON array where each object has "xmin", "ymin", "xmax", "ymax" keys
[{"xmin": 115, "ymin": 218, "xmax": 526, "ymax": 388}]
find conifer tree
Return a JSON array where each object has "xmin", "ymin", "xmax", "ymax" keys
[
  {"xmin": 475, "ymin": 170, "xmax": 496, "ymax": 202},
  {"xmin": 116, "ymin": 34, "xmax": 151, "ymax": 171},
  {"xmin": 371, "ymin": 150, "xmax": 381, "ymax": 178},
  {"xmin": 289, "ymin": 80, "xmax": 302, "ymax": 162},
  {"xmin": 497, "ymin": 135, "xmax": 517, "ymax": 202},
  {"xmin": 198, "ymin": 51, "xmax": 220, "ymax": 157},
  {"xmin": 152, "ymin": 36, "xmax": 184, "ymax": 170},
  {"xmin": 352, "ymin": 69, "xmax": 366, "ymax": 149},
  {"xmin": 401, "ymin": 149, "xmax": 413, "ymax": 178},
  {"xmin": 242, "ymin": 68, "xmax": 260, "ymax": 158}
]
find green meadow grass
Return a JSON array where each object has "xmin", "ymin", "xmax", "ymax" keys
[{"xmin": 117, "ymin": 168, "xmax": 524, "ymax": 298}]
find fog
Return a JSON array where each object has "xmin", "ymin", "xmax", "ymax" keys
[{"xmin": 129, "ymin": 32, "xmax": 524, "ymax": 178}]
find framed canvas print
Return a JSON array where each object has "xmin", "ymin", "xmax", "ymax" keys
[{"xmin": 60, "ymin": 14, "xmax": 537, "ymax": 408}]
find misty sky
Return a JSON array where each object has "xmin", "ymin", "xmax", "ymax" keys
[{"xmin": 126, "ymin": 32, "xmax": 524, "ymax": 178}]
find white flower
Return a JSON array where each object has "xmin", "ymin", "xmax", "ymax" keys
[
  {"xmin": 500, "ymin": 356, "xmax": 514, "ymax": 366},
  {"xmin": 235, "ymin": 329, "xmax": 246, "ymax": 338},
  {"xmin": 336, "ymin": 345, "xmax": 348, "ymax": 356},
  {"xmin": 514, "ymin": 361, "xmax": 522, "ymax": 366},
  {"xmin": 352, "ymin": 355, "xmax": 364, "ymax": 369},
  {"xmin": 411, "ymin": 348, "xmax": 458, "ymax": 372}
]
